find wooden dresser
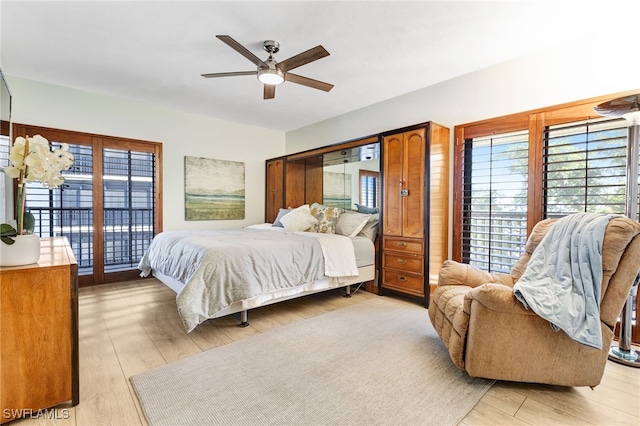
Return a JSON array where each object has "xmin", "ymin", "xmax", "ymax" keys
[
  {"xmin": 381, "ymin": 123, "xmax": 449, "ymax": 306},
  {"xmin": 0, "ymin": 237, "xmax": 79, "ymax": 424}
]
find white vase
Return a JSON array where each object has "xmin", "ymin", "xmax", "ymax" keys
[{"xmin": 0, "ymin": 234, "xmax": 41, "ymax": 267}]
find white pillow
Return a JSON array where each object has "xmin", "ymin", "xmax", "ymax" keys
[
  {"xmin": 279, "ymin": 205, "xmax": 318, "ymax": 232},
  {"xmin": 358, "ymin": 213, "xmax": 379, "ymax": 241},
  {"xmin": 336, "ymin": 211, "xmax": 370, "ymax": 237}
]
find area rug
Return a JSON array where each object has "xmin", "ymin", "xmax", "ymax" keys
[{"xmin": 130, "ymin": 297, "xmax": 494, "ymax": 425}]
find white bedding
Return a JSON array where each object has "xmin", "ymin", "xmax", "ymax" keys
[
  {"xmin": 139, "ymin": 226, "xmax": 362, "ymax": 332},
  {"xmin": 247, "ymin": 223, "xmax": 375, "ymax": 267}
]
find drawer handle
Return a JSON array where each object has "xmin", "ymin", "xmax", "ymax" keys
[
  {"xmin": 396, "ymin": 259, "xmax": 407, "ymax": 264},
  {"xmin": 398, "ymin": 275, "xmax": 407, "ymax": 282},
  {"xmin": 397, "ymin": 242, "xmax": 407, "ymax": 247}
]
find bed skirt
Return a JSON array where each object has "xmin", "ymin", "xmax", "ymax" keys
[{"xmin": 153, "ymin": 264, "xmax": 376, "ymax": 322}]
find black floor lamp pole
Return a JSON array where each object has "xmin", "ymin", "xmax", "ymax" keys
[{"xmin": 595, "ymin": 94, "xmax": 640, "ymax": 367}]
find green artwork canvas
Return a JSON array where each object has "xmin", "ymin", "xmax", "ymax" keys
[{"xmin": 184, "ymin": 156, "xmax": 245, "ymax": 220}]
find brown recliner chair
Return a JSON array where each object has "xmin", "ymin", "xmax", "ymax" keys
[{"xmin": 429, "ymin": 216, "xmax": 640, "ymax": 387}]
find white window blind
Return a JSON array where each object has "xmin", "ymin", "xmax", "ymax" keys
[{"xmin": 359, "ymin": 171, "xmax": 379, "ymax": 208}]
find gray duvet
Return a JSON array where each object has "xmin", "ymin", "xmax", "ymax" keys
[{"xmin": 139, "ymin": 229, "xmax": 327, "ymax": 331}]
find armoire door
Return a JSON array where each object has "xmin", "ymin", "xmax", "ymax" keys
[
  {"xmin": 383, "ymin": 128, "xmax": 425, "ymax": 237},
  {"xmin": 402, "ymin": 129, "xmax": 426, "ymax": 238},
  {"xmin": 265, "ymin": 158, "xmax": 284, "ymax": 223},
  {"xmin": 382, "ymin": 134, "xmax": 404, "ymax": 236}
]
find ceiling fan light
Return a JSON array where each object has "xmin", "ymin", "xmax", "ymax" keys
[{"xmin": 257, "ymin": 68, "xmax": 284, "ymax": 85}]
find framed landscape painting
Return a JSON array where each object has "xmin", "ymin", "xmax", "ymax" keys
[{"xmin": 184, "ymin": 156, "xmax": 245, "ymax": 220}]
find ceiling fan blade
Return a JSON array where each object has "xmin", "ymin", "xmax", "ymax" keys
[
  {"xmin": 201, "ymin": 71, "xmax": 256, "ymax": 78},
  {"xmin": 285, "ymin": 73, "xmax": 334, "ymax": 92},
  {"xmin": 263, "ymin": 84, "xmax": 276, "ymax": 100},
  {"xmin": 216, "ymin": 35, "xmax": 265, "ymax": 67},
  {"xmin": 277, "ymin": 45, "xmax": 329, "ymax": 72},
  {"xmin": 594, "ymin": 94, "xmax": 640, "ymax": 117}
]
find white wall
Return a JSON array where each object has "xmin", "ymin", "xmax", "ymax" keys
[
  {"xmin": 286, "ymin": 40, "xmax": 640, "ymax": 153},
  {"xmin": 286, "ymin": 37, "xmax": 640, "ymax": 256},
  {"xmin": 5, "ymin": 76, "xmax": 285, "ymax": 231}
]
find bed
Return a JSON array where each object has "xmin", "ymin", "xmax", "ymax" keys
[{"xmin": 139, "ymin": 213, "xmax": 377, "ymax": 332}]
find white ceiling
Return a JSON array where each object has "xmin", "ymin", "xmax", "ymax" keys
[{"xmin": 0, "ymin": 1, "xmax": 630, "ymax": 132}]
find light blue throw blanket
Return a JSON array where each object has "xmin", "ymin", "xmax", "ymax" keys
[{"xmin": 513, "ymin": 213, "xmax": 620, "ymax": 350}]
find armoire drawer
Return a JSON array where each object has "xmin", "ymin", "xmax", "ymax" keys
[
  {"xmin": 381, "ymin": 269, "xmax": 424, "ymax": 297},
  {"xmin": 382, "ymin": 252, "xmax": 423, "ymax": 275},
  {"xmin": 382, "ymin": 237, "xmax": 424, "ymax": 255}
]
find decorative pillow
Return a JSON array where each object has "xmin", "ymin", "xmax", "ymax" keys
[
  {"xmin": 309, "ymin": 202, "xmax": 342, "ymax": 234},
  {"xmin": 358, "ymin": 214, "xmax": 379, "ymax": 241},
  {"xmin": 279, "ymin": 205, "xmax": 318, "ymax": 232},
  {"xmin": 272, "ymin": 208, "xmax": 291, "ymax": 228},
  {"xmin": 336, "ymin": 211, "xmax": 370, "ymax": 237},
  {"xmin": 355, "ymin": 203, "xmax": 379, "ymax": 214}
]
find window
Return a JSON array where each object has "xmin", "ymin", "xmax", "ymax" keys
[
  {"xmin": 13, "ymin": 124, "xmax": 162, "ymax": 285},
  {"xmin": 454, "ymin": 90, "xmax": 640, "ymax": 344},
  {"xmin": 544, "ymin": 117, "xmax": 628, "ymax": 218},
  {"xmin": 359, "ymin": 170, "xmax": 379, "ymax": 208},
  {"xmin": 461, "ymin": 130, "xmax": 528, "ymax": 273},
  {"xmin": 103, "ymin": 148, "xmax": 155, "ymax": 273},
  {"xmin": 454, "ymin": 92, "xmax": 639, "ymax": 271}
]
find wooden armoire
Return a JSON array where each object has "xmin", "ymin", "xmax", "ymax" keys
[
  {"xmin": 380, "ymin": 123, "xmax": 449, "ymax": 306},
  {"xmin": 265, "ymin": 124, "xmax": 449, "ymax": 305}
]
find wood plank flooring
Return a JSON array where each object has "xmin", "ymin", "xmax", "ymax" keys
[{"xmin": 10, "ymin": 278, "xmax": 640, "ymax": 425}]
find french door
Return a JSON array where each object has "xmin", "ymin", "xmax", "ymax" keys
[{"xmin": 13, "ymin": 124, "xmax": 162, "ymax": 286}]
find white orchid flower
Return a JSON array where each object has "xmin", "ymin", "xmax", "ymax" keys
[{"xmin": 3, "ymin": 134, "xmax": 75, "ymax": 189}]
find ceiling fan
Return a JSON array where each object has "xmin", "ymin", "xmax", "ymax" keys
[{"xmin": 201, "ymin": 35, "xmax": 334, "ymax": 100}]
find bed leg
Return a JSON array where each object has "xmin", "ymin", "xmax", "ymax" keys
[
  {"xmin": 343, "ymin": 285, "xmax": 352, "ymax": 298},
  {"xmin": 239, "ymin": 310, "xmax": 250, "ymax": 327}
]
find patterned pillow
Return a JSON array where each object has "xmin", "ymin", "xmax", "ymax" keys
[
  {"xmin": 279, "ymin": 205, "xmax": 318, "ymax": 232},
  {"xmin": 309, "ymin": 203, "xmax": 343, "ymax": 234}
]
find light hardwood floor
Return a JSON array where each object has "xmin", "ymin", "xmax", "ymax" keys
[{"xmin": 11, "ymin": 278, "xmax": 640, "ymax": 425}]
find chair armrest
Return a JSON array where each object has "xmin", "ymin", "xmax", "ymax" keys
[
  {"xmin": 438, "ymin": 260, "xmax": 515, "ymax": 289},
  {"xmin": 464, "ymin": 283, "xmax": 536, "ymax": 316}
]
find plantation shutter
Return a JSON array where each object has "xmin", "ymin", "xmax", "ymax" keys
[
  {"xmin": 0, "ymin": 134, "xmax": 10, "ymax": 224},
  {"xmin": 103, "ymin": 148, "xmax": 156, "ymax": 272},
  {"xmin": 461, "ymin": 130, "xmax": 529, "ymax": 273},
  {"xmin": 0, "ymin": 135, "xmax": 8, "ymax": 164},
  {"xmin": 17, "ymin": 124, "xmax": 162, "ymax": 285},
  {"xmin": 27, "ymin": 142, "xmax": 94, "ymax": 273},
  {"xmin": 360, "ymin": 170, "xmax": 379, "ymax": 208},
  {"xmin": 543, "ymin": 117, "xmax": 634, "ymax": 219}
]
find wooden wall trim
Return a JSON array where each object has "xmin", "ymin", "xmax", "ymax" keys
[{"xmin": 284, "ymin": 135, "xmax": 379, "ymax": 161}]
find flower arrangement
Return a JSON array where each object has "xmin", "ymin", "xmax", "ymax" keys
[{"xmin": 1, "ymin": 135, "xmax": 74, "ymax": 244}]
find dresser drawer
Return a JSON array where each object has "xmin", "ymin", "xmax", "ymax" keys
[
  {"xmin": 382, "ymin": 252, "xmax": 423, "ymax": 275},
  {"xmin": 382, "ymin": 237, "xmax": 424, "ymax": 255},
  {"xmin": 382, "ymin": 270, "xmax": 424, "ymax": 297}
]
